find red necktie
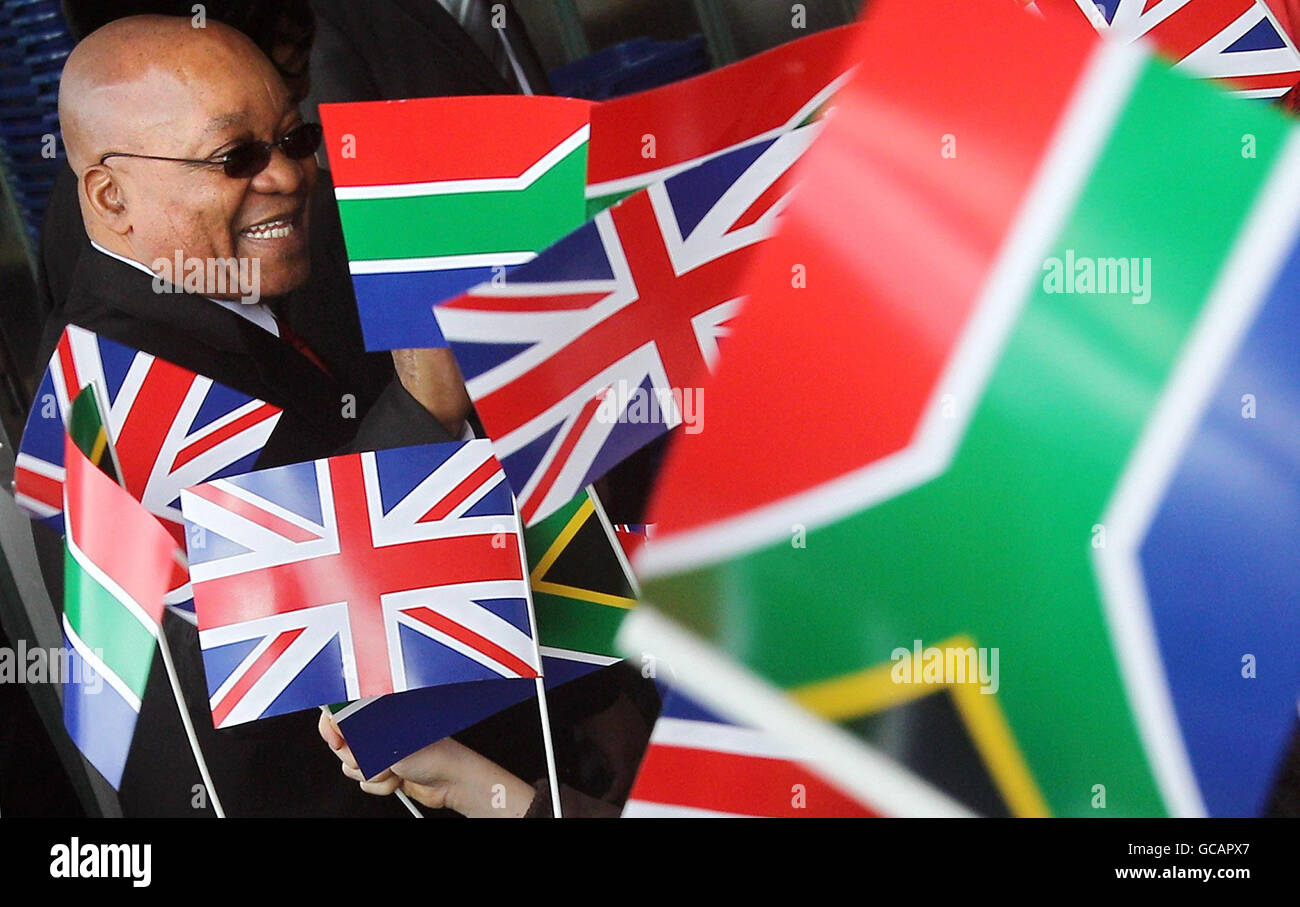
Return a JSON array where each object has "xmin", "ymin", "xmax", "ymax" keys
[{"xmin": 274, "ymin": 316, "xmax": 333, "ymax": 378}]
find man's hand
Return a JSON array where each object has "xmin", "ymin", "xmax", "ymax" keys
[
  {"xmin": 317, "ymin": 710, "xmax": 535, "ymax": 817},
  {"xmin": 391, "ymin": 347, "xmax": 473, "ymax": 438}
]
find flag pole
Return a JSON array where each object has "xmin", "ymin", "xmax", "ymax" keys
[
  {"xmin": 516, "ymin": 514, "xmax": 563, "ymax": 817},
  {"xmin": 395, "ymin": 790, "xmax": 424, "ymax": 817},
  {"xmin": 531, "ymin": 676, "xmax": 563, "ymax": 818},
  {"xmin": 585, "ymin": 485, "xmax": 641, "ymax": 598},
  {"xmin": 155, "ymin": 616, "xmax": 225, "ymax": 818}
]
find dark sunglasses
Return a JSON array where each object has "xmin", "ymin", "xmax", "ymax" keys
[{"xmin": 98, "ymin": 122, "xmax": 323, "ymax": 179}]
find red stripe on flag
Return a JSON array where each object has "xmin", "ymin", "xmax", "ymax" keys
[
  {"xmin": 588, "ymin": 26, "xmax": 859, "ymax": 186},
  {"xmin": 211, "ymin": 627, "xmax": 306, "ymax": 727},
  {"xmin": 439, "ymin": 291, "xmax": 608, "ymax": 313},
  {"xmin": 418, "ymin": 458, "xmax": 501, "ymax": 522},
  {"xmin": 321, "ymin": 96, "xmax": 592, "ymax": 188},
  {"xmin": 14, "ymin": 465, "xmax": 62, "ymax": 511},
  {"xmin": 172, "ymin": 402, "xmax": 280, "ymax": 470},
  {"xmin": 630, "ymin": 744, "xmax": 876, "ymax": 817},
  {"xmin": 111, "ymin": 359, "xmax": 193, "ymax": 496},
  {"xmin": 1143, "ymin": 0, "xmax": 1255, "ymax": 61},
  {"xmin": 56, "ymin": 335, "xmax": 81, "ymax": 402},
  {"xmin": 1220, "ymin": 69, "xmax": 1300, "ymax": 90},
  {"xmin": 187, "ymin": 483, "xmax": 321, "ymax": 543},
  {"xmin": 729, "ymin": 174, "xmax": 795, "ymax": 233},
  {"xmin": 400, "ymin": 606, "xmax": 537, "ymax": 678},
  {"xmin": 521, "ymin": 391, "xmax": 606, "ymax": 525}
]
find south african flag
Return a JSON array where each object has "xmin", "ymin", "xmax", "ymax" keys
[{"xmin": 620, "ymin": 0, "xmax": 1300, "ymax": 818}]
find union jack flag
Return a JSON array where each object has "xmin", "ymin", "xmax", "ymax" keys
[
  {"xmin": 1048, "ymin": 0, "xmax": 1300, "ymax": 97},
  {"xmin": 14, "ymin": 325, "xmax": 282, "ymax": 613},
  {"xmin": 181, "ymin": 441, "xmax": 540, "ymax": 728},
  {"xmin": 612, "ymin": 523, "xmax": 655, "ymax": 561},
  {"xmin": 435, "ymin": 126, "xmax": 818, "ymax": 525}
]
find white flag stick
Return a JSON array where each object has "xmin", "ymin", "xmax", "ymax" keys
[
  {"xmin": 585, "ymin": 485, "xmax": 641, "ymax": 599},
  {"xmin": 531, "ymin": 676, "xmax": 563, "ymax": 818},
  {"xmin": 155, "ymin": 624, "xmax": 225, "ymax": 817},
  {"xmin": 395, "ymin": 789, "xmax": 424, "ymax": 817},
  {"xmin": 515, "ymin": 512, "xmax": 563, "ymax": 817}
]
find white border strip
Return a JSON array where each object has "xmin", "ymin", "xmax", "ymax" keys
[
  {"xmin": 334, "ymin": 126, "xmax": 589, "ymax": 201},
  {"xmin": 1094, "ymin": 127, "xmax": 1300, "ymax": 818},
  {"xmin": 349, "ymin": 251, "xmax": 536, "ymax": 276}
]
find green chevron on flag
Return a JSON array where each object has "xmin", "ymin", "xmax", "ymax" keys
[
  {"xmin": 320, "ymin": 96, "xmax": 593, "ymax": 350},
  {"xmin": 620, "ymin": 0, "xmax": 1300, "ymax": 817}
]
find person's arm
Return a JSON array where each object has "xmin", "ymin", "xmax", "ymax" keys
[
  {"xmin": 344, "ymin": 348, "xmax": 472, "ymax": 452},
  {"xmin": 317, "ymin": 679, "xmax": 658, "ymax": 818},
  {"xmin": 318, "ymin": 710, "xmax": 535, "ymax": 817}
]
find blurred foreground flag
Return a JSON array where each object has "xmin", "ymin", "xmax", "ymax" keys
[
  {"xmin": 1038, "ymin": 0, "xmax": 1300, "ymax": 97},
  {"xmin": 182, "ymin": 441, "xmax": 541, "ymax": 727},
  {"xmin": 61, "ymin": 389, "xmax": 174, "ymax": 788},
  {"xmin": 436, "ymin": 129, "xmax": 817, "ymax": 525},
  {"xmin": 584, "ymin": 24, "xmax": 858, "ymax": 213},
  {"xmin": 622, "ymin": 689, "xmax": 876, "ymax": 818},
  {"xmin": 621, "ymin": 0, "xmax": 1300, "ymax": 816},
  {"xmin": 321, "ymin": 97, "xmax": 593, "ymax": 350}
]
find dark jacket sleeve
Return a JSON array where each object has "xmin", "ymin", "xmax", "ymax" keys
[{"xmin": 342, "ymin": 379, "xmax": 455, "ymax": 453}]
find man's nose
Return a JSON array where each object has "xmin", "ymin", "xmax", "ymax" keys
[{"xmin": 250, "ymin": 145, "xmax": 313, "ymax": 195}]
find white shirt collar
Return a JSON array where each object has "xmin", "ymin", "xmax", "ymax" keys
[{"xmin": 88, "ymin": 241, "xmax": 280, "ymax": 338}]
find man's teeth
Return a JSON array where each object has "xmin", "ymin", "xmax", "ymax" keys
[{"xmin": 243, "ymin": 219, "xmax": 294, "ymax": 239}]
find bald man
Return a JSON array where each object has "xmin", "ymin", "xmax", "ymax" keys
[{"xmin": 36, "ymin": 15, "xmax": 480, "ymax": 816}]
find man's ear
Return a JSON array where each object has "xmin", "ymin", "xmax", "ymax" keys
[{"xmin": 81, "ymin": 165, "xmax": 130, "ymax": 235}]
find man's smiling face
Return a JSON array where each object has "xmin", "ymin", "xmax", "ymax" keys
[{"xmin": 73, "ymin": 22, "xmax": 317, "ymax": 299}]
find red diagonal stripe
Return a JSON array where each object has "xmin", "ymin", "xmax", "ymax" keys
[
  {"xmin": 56, "ymin": 334, "xmax": 81, "ymax": 403},
  {"xmin": 631, "ymin": 744, "xmax": 876, "ymax": 817},
  {"xmin": 112, "ymin": 359, "xmax": 193, "ymax": 496},
  {"xmin": 172, "ymin": 402, "xmax": 280, "ymax": 470},
  {"xmin": 188, "ymin": 483, "xmax": 321, "ymax": 543},
  {"xmin": 1143, "ymin": 0, "xmax": 1254, "ymax": 61},
  {"xmin": 419, "ymin": 457, "xmax": 501, "ymax": 522},
  {"xmin": 400, "ymin": 605, "xmax": 537, "ymax": 678},
  {"xmin": 520, "ymin": 391, "xmax": 605, "ymax": 524},
  {"xmin": 211, "ymin": 626, "xmax": 306, "ymax": 727}
]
